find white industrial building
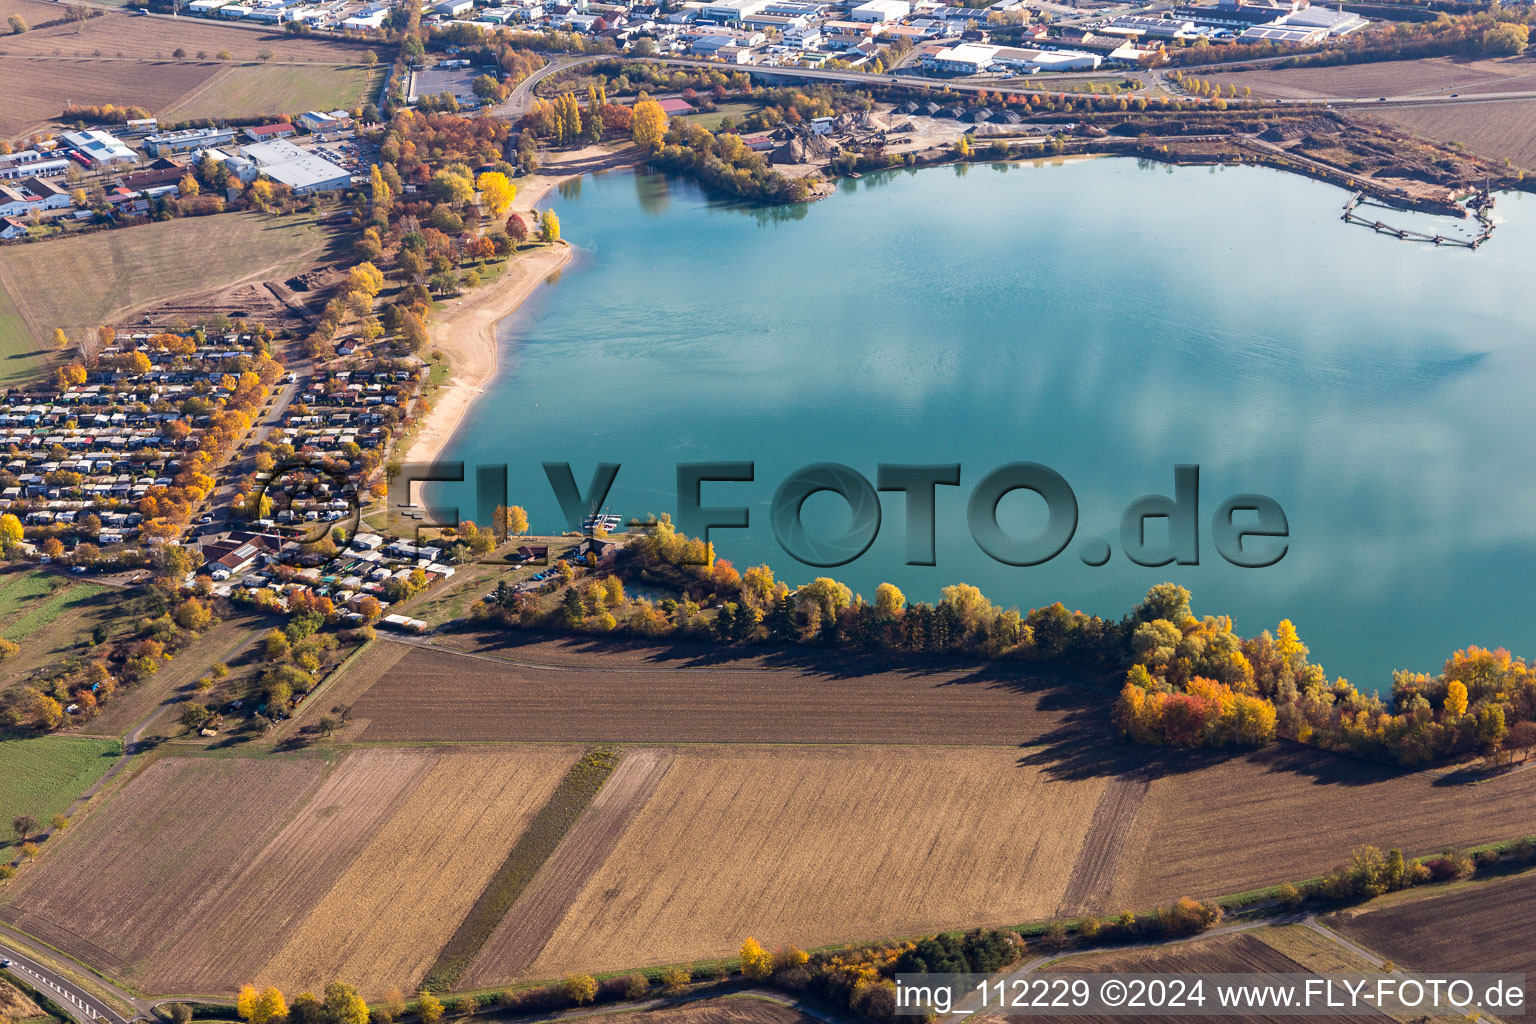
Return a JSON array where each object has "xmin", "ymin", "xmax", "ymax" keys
[
  {"xmin": 698, "ymin": 0, "xmax": 771, "ymax": 20},
  {"xmin": 920, "ymin": 41, "xmax": 998, "ymax": 72},
  {"xmin": 1238, "ymin": 22, "xmax": 1326, "ymax": 42},
  {"xmin": 1282, "ymin": 5, "xmax": 1368, "ymax": 34},
  {"xmin": 60, "ymin": 130, "xmax": 136, "ymax": 167},
  {"xmin": 1101, "ymin": 15, "xmax": 1201, "ymax": 39},
  {"xmin": 143, "ymin": 127, "xmax": 236, "ymax": 157},
  {"xmin": 241, "ymin": 140, "xmax": 352, "ymax": 193},
  {"xmin": 921, "ymin": 42, "xmax": 1101, "ymax": 73},
  {"xmin": 849, "ymin": 0, "xmax": 909, "ymax": 20}
]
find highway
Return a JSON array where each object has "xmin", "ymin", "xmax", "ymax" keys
[
  {"xmin": 504, "ymin": 52, "xmax": 1536, "ymax": 115},
  {"xmin": 0, "ymin": 939, "xmax": 133, "ymax": 1024}
]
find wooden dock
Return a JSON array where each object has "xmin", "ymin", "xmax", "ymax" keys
[{"xmin": 1340, "ymin": 191, "xmax": 1496, "ymax": 249}]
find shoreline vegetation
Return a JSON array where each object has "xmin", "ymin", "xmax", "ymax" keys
[{"xmin": 472, "ymin": 516, "xmax": 1536, "ymax": 771}]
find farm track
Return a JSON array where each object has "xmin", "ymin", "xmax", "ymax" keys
[
  {"xmin": 1055, "ymin": 777, "xmax": 1150, "ymax": 918},
  {"xmin": 463, "ymin": 749, "xmax": 676, "ymax": 986}
]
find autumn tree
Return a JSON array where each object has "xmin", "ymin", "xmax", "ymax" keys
[
  {"xmin": 631, "ymin": 95, "xmax": 668, "ymax": 152},
  {"xmin": 740, "ymin": 937, "xmax": 773, "ymax": 980},
  {"xmin": 494, "ymin": 504, "xmax": 528, "ymax": 538},
  {"xmin": 8, "ymin": 14, "xmax": 26, "ymax": 32},
  {"xmin": 417, "ymin": 992, "xmax": 443, "ymax": 1024},
  {"xmin": 874, "ymin": 582, "xmax": 905, "ymax": 617},
  {"xmin": 562, "ymin": 975, "xmax": 596, "ymax": 1006},
  {"xmin": 539, "ymin": 209, "xmax": 560, "ymax": 243},
  {"xmin": 1444, "ymin": 679, "xmax": 1468, "ymax": 717},
  {"xmin": 0, "ymin": 513, "xmax": 21, "ymax": 553},
  {"xmin": 51, "ymin": 328, "xmax": 69, "ymax": 349},
  {"xmin": 323, "ymin": 982, "xmax": 368, "ymax": 1024},
  {"xmin": 505, "ymin": 213, "xmax": 528, "ymax": 246},
  {"xmin": 475, "ymin": 171, "xmax": 515, "ymax": 218},
  {"xmin": 178, "ymin": 172, "xmax": 199, "ymax": 196}
]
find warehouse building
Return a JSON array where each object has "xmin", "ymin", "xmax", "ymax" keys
[{"xmin": 241, "ymin": 140, "xmax": 352, "ymax": 193}]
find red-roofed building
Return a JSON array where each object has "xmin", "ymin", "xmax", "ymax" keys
[
  {"xmin": 245, "ymin": 122, "xmax": 297, "ymax": 142},
  {"xmin": 657, "ymin": 97, "xmax": 696, "ymax": 115}
]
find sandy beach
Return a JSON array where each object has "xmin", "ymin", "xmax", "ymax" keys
[{"xmin": 404, "ymin": 144, "xmax": 640, "ymax": 466}]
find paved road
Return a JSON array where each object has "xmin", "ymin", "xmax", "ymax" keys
[{"xmin": 0, "ymin": 939, "xmax": 134, "ymax": 1024}]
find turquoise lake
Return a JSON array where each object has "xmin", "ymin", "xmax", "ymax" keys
[{"xmin": 439, "ymin": 157, "xmax": 1536, "ymax": 689}]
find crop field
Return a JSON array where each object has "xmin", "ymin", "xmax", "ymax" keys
[
  {"xmin": 462, "ymin": 749, "xmax": 673, "ymax": 987},
  {"xmin": 139, "ymin": 748, "xmax": 438, "ymax": 995},
  {"xmin": 1369, "ymin": 100, "xmax": 1536, "ymax": 169},
  {"xmin": 511, "ymin": 745, "xmax": 1110, "ymax": 984},
  {"xmin": 161, "ymin": 62, "xmax": 385, "ymax": 120},
  {"xmin": 0, "ymin": 57, "xmax": 221, "ymax": 137},
  {"xmin": 342, "ymin": 639, "xmax": 1078, "ymax": 745},
  {"xmin": 1210, "ymin": 56, "xmax": 1536, "ymax": 101},
  {"xmin": 0, "ymin": 735, "xmax": 119, "ymax": 849},
  {"xmin": 1329, "ymin": 870, "xmax": 1536, "ymax": 978},
  {"xmin": 1103, "ymin": 747, "xmax": 1536, "ymax": 911},
  {"xmin": 0, "ymin": 211, "xmax": 338, "ymax": 362},
  {"xmin": 0, "ymin": 755, "xmax": 326, "ymax": 976},
  {"xmin": 257, "ymin": 746, "xmax": 580, "ymax": 995},
  {"xmin": 1, "ymin": 747, "xmax": 582, "ymax": 994},
  {"xmin": 0, "ymin": 12, "xmax": 380, "ymax": 63}
]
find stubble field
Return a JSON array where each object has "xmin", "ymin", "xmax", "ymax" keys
[
  {"xmin": 1044, "ymin": 932, "xmax": 1385, "ymax": 1024},
  {"xmin": 1, "ymin": 747, "xmax": 582, "ymax": 995},
  {"xmin": 1368, "ymin": 100, "xmax": 1536, "ymax": 169},
  {"xmin": 160, "ymin": 62, "xmax": 385, "ymax": 120},
  {"xmin": 257, "ymin": 746, "xmax": 580, "ymax": 995},
  {"xmin": 0, "ymin": 57, "xmax": 220, "ymax": 136},
  {"xmin": 1105, "ymin": 749, "xmax": 1536, "ymax": 910},
  {"xmin": 505, "ymin": 745, "xmax": 1111, "ymax": 984},
  {"xmin": 0, "ymin": 211, "xmax": 338, "ymax": 377}
]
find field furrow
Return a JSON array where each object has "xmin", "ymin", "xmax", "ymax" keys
[
  {"xmin": 139, "ymin": 749, "xmax": 437, "ymax": 994},
  {"xmin": 257, "ymin": 746, "xmax": 583, "ymax": 996},
  {"xmin": 463, "ymin": 749, "xmax": 676, "ymax": 987},
  {"xmin": 526, "ymin": 746, "xmax": 1108, "ymax": 980}
]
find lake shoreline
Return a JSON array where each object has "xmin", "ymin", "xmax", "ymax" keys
[{"xmin": 405, "ymin": 144, "xmax": 640, "ymax": 468}]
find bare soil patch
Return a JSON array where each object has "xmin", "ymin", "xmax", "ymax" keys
[
  {"xmin": 347, "ymin": 639, "xmax": 1083, "ymax": 746},
  {"xmin": 1210, "ymin": 56, "xmax": 1536, "ymax": 101},
  {"xmin": 1055, "ymin": 776, "xmax": 1149, "ymax": 917},
  {"xmin": 0, "ymin": 756, "xmax": 325, "ymax": 980},
  {"xmin": 463, "ymin": 749, "xmax": 675, "ymax": 987},
  {"xmin": 1047, "ymin": 932, "xmax": 1382, "ymax": 1024},
  {"xmin": 1328, "ymin": 870, "xmax": 1536, "ymax": 978},
  {"xmin": 0, "ymin": 14, "xmax": 378, "ymax": 63},
  {"xmin": 0, "ymin": 56, "xmax": 219, "ymax": 136},
  {"xmin": 592, "ymin": 998, "xmax": 818, "ymax": 1024},
  {"xmin": 1368, "ymin": 100, "xmax": 1536, "ymax": 169}
]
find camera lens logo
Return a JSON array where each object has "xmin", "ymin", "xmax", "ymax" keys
[{"xmin": 250, "ymin": 459, "xmax": 361, "ymax": 571}]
